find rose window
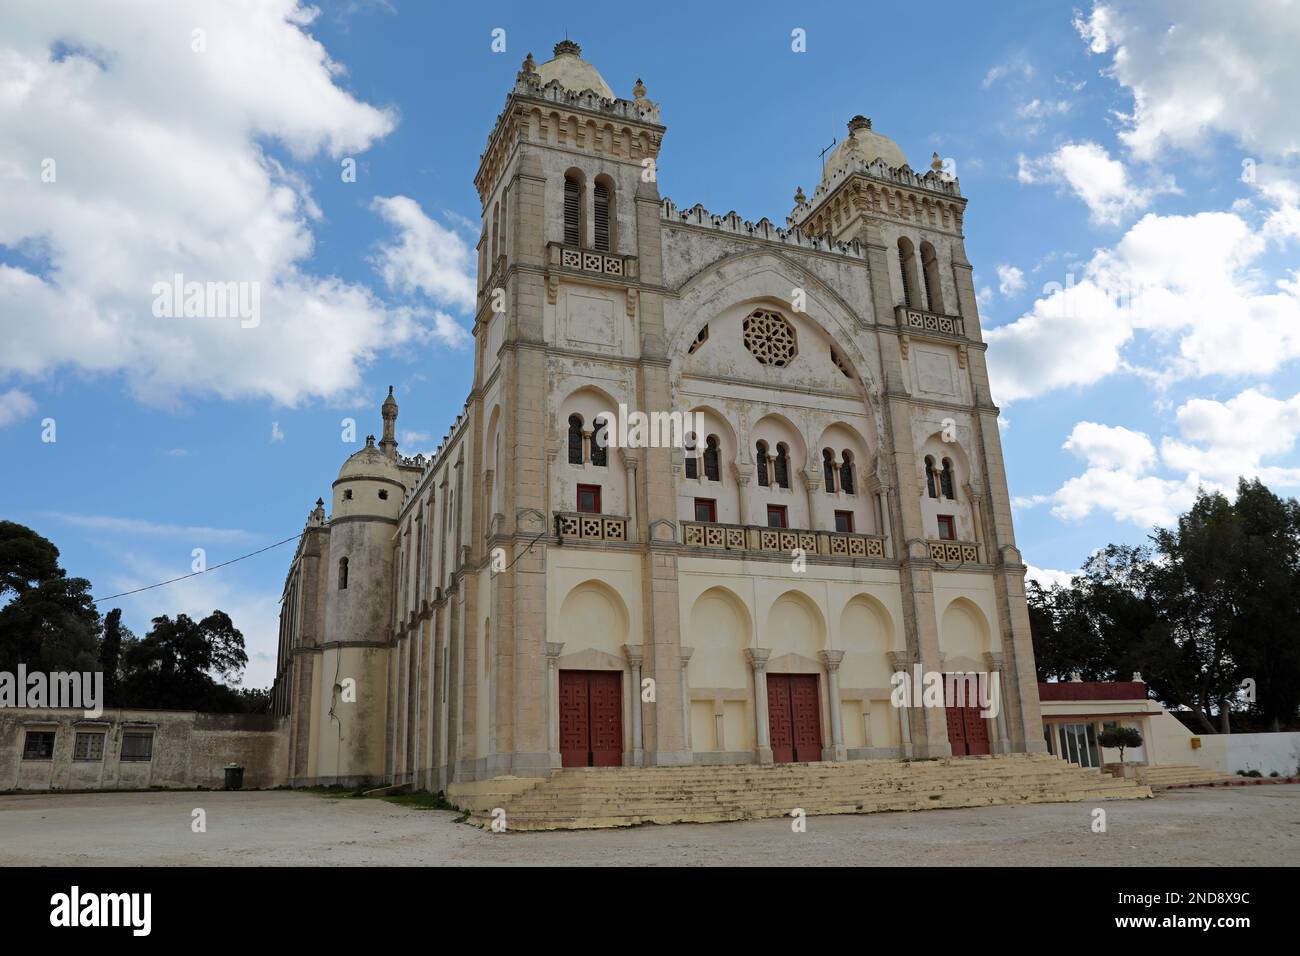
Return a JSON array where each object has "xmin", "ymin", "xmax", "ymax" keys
[{"xmin": 742, "ymin": 309, "xmax": 797, "ymax": 367}]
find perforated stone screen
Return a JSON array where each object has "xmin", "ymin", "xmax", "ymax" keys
[{"xmin": 742, "ymin": 309, "xmax": 797, "ymax": 367}]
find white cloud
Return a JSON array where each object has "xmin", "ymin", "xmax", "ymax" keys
[
  {"xmin": 1160, "ymin": 388, "xmax": 1300, "ymax": 488},
  {"xmin": 1025, "ymin": 565, "xmax": 1079, "ymax": 589},
  {"xmin": 1020, "ymin": 387, "xmax": 1300, "ymax": 529},
  {"xmin": 0, "ymin": 1, "xmax": 474, "ymax": 407},
  {"xmin": 43, "ymin": 512, "xmax": 258, "ymax": 544},
  {"xmin": 986, "ymin": 211, "xmax": 1300, "ymax": 403},
  {"xmin": 1017, "ymin": 99, "xmax": 1071, "ymax": 119},
  {"xmin": 1074, "ymin": 1, "xmax": 1300, "ymax": 162},
  {"xmin": 996, "ymin": 264, "xmax": 1026, "ymax": 297},
  {"xmin": 1018, "ymin": 141, "xmax": 1175, "ymax": 225},
  {"xmin": 983, "ymin": 56, "xmax": 1034, "ymax": 89},
  {"xmin": 370, "ymin": 195, "xmax": 476, "ymax": 314},
  {"xmin": 270, "ymin": 421, "xmax": 285, "ymax": 443},
  {"xmin": 0, "ymin": 386, "xmax": 36, "ymax": 426},
  {"xmin": 1063, "ymin": 421, "xmax": 1156, "ymax": 473}
]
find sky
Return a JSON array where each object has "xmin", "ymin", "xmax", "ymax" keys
[{"xmin": 2, "ymin": 0, "xmax": 1299, "ymax": 689}]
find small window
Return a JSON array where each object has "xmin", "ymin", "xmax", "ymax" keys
[
  {"xmin": 940, "ymin": 458, "xmax": 955, "ymax": 500},
  {"xmin": 925, "ymin": 455, "xmax": 938, "ymax": 499},
  {"xmin": 593, "ymin": 181, "xmax": 612, "ymax": 252},
  {"xmin": 378, "ymin": 489, "xmax": 389, "ymax": 500},
  {"xmin": 563, "ymin": 174, "xmax": 582, "ymax": 247},
  {"xmin": 74, "ymin": 732, "xmax": 105, "ymax": 761},
  {"xmin": 343, "ymin": 489, "xmax": 353, "ymax": 500},
  {"xmin": 120, "ymin": 732, "xmax": 154, "ymax": 762},
  {"xmin": 22, "ymin": 731, "xmax": 55, "ymax": 760},
  {"xmin": 756, "ymin": 441, "xmax": 770, "ymax": 487},
  {"xmin": 567, "ymin": 414, "xmax": 584, "ymax": 465},
  {"xmin": 766, "ymin": 505, "xmax": 788, "ymax": 529},
  {"xmin": 338, "ymin": 557, "xmax": 349, "ymax": 590},
  {"xmin": 684, "ymin": 455, "xmax": 698, "ymax": 480},
  {"xmin": 841, "ymin": 451, "xmax": 855, "ymax": 495},
  {"xmin": 591, "ymin": 419, "xmax": 608, "ymax": 467},
  {"xmin": 694, "ymin": 498, "xmax": 717, "ymax": 523},
  {"xmin": 822, "ymin": 449, "xmax": 836, "ymax": 493},
  {"xmin": 774, "ymin": 443, "xmax": 790, "ymax": 489},
  {"xmin": 688, "ymin": 325, "xmax": 709, "ymax": 354},
  {"xmin": 577, "ymin": 484, "xmax": 602, "ymax": 514},
  {"xmin": 703, "ymin": 436, "xmax": 721, "ymax": 482},
  {"xmin": 834, "ymin": 510, "xmax": 855, "ymax": 533},
  {"xmin": 937, "ymin": 515, "xmax": 956, "ymax": 541}
]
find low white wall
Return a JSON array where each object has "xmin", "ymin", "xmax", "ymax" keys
[{"xmin": 1225, "ymin": 732, "xmax": 1300, "ymax": 776}]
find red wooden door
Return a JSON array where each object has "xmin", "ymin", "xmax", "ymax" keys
[
  {"xmin": 767, "ymin": 674, "xmax": 823, "ymax": 763},
  {"xmin": 944, "ymin": 676, "xmax": 991, "ymax": 756},
  {"xmin": 559, "ymin": 670, "xmax": 590, "ymax": 768},
  {"xmin": 790, "ymin": 674, "xmax": 823, "ymax": 762},
  {"xmin": 558, "ymin": 670, "xmax": 622, "ymax": 768},
  {"xmin": 768, "ymin": 674, "xmax": 795, "ymax": 763},
  {"xmin": 589, "ymin": 671, "xmax": 622, "ymax": 767}
]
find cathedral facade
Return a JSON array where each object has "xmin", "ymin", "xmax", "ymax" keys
[{"xmin": 271, "ymin": 40, "xmax": 1046, "ymax": 790}]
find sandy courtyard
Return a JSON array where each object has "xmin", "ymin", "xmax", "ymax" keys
[{"xmin": 0, "ymin": 784, "xmax": 1295, "ymax": 866}]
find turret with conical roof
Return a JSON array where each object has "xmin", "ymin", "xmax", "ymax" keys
[{"xmin": 379, "ymin": 385, "xmax": 399, "ymax": 460}]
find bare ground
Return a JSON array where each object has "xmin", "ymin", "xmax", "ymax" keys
[{"xmin": 0, "ymin": 785, "xmax": 1296, "ymax": 866}]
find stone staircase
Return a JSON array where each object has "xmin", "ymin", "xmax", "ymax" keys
[
  {"xmin": 462, "ymin": 753, "xmax": 1151, "ymax": 831},
  {"xmin": 1134, "ymin": 764, "xmax": 1237, "ymax": 790}
]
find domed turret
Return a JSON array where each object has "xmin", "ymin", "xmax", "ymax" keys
[
  {"xmin": 536, "ymin": 39, "xmax": 614, "ymax": 99},
  {"xmin": 821, "ymin": 116, "xmax": 908, "ymax": 184}
]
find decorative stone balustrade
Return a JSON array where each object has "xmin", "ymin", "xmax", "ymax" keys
[
  {"xmin": 555, "ymin": 512, "xmax": 629, "ymax": 543},
  {"xmin": 928, "ymin": 539, "xmax": 980, "ymax": 564},
  {"xmin": 682, "ymin": 522, "xmax": 886, "ymax": 559},
  {"xmin": 548, "ymin": 243, "xmax": 638, "ymax": 280},
  {"xmin": 896, "ymin": 305, "xmax": 965, "ymax": 338}
]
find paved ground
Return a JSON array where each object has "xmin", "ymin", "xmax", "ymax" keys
[{"xmin": 0, "ymin": 785, "xmax": 1296, "ymax": 866}]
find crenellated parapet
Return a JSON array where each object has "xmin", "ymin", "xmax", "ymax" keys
[
  {"xmin": 661, "ymin": 199, "xmax": 865, "ymax": 259},
  {"xmin": 789, "ymin": 156, "xmax": 966, "ymax": 238}
]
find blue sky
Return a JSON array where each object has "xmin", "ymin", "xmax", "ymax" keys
[{"xmin": 3, "ymin": 0, "xmax": 1299, "ymax": 688}]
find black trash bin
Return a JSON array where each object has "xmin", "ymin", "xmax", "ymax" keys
[{"xmin": 223, "ymin": 764, "xmax": 245, "ymax": 790}]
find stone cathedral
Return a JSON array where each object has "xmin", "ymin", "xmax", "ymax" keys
[{"xmin": 272, "ymin": 40, "xmax": 1046, "ymax": 791}]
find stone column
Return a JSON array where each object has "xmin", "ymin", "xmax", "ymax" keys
[
  {"xmin": 819, "ymin": 649, "xmax": 847, "ymax": 761},
  {"xmin": 984, "ymin": 651, "xmax": 1012, "ymax": 754},
  {"xmin": 545, "ymin": 642, "xmax": 564, "ymax": 768},
  {"xmin": 889, "ymin": 650, "xmax": 917, "ymax": 759},
  {"xmin": 679, "ymin": 646, "xmax": 694, "ymax": 753},
  {"xmin": 733, "ymin": 464, "xmax": 752, "ymax": 526},
  {"xmin": 746, "ymin": 647, "xmax": 773, "ymax": 764},
  {"xmin": 621, "ymin": 452, "xmax": 639, "ymax": 542},
  {"xmin": 623, "ymin": 643, "xmax": 645, "ymax": 766},
  {"xmin": 801, "ymin": 470, "xmax": 821, "ymax": 529}
]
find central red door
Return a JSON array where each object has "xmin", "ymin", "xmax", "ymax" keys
[
  {"xmin": 559, "ymin": 670, "xmax": 622, "ymax": 767},
  {"xmin": 767, "ymin": 674, "xmax": 822, "ymax": 763},
  {"xmin": 944, "ymin": 676, "xmax": 991, "ymax": 756}
]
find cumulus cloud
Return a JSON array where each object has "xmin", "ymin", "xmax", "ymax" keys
[
  {"xmin": 1025, "ymin": 565, "xmax": 1079, "ymax": 589},
  {"xmin": 0, "ymin": 387, "xmax": 37, "ymax": 426},
  {"xmin": 1074, "ymin": 1, "xmax": 1300, "ymax": 161},
  {"xmin": 985, "ymin": 211, "xmax": 1300, "ymax": 403},
  {"xmin": 996, "ymin": 264, "xmax": 1026, "ymax": 297},
  {"xmin": 1021, "ymin": 386, "xmax": 1300, "ymax": 529},
  {"xmin": 0, "ymin": 1, "xmax": 475, "ymax": 407},
  {"xmin": 1017, "ymin": 141, "xmax": 1175, "ymax": 225}
]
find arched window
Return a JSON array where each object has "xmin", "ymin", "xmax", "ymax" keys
[
  {"xmin": 841, "ymin": 450, "xmax": 855, "ymax": 495},
  {"xmin": 338, "ymin": 557, "xmax": 349, "ymax": 590},
  {"xmin": 940, "ymin": 457, "xmax": 955, "ymax": 500},
  {"xmin": 774, "ymin": 443, "xmax": 790, "ymax": 489},
  {"xmin": 591, "ymin": 416, "xmax": 608, "ymax": 467},
  {"xmin": 567, "ymin": 414, "xmax": 584, "ymax": 465},
  {"xmin": 593, "ymin": 178, "xmax": 613, "ymax": 252},
  {"xmin": 921, "ymin": 241, "xmax": 943, "ymax": 314},
  {"xmin": 703, "ymin": 435, "xmax": 721, "ymax": 482},
  {"xmin": 756, "ymin": 441, "xmax": 770, "ymax": 487},
  {"xmin": 924, "ymin": 455, "xmax": 938, "ymax": 499},
  {"xmin": 823, "ymin": 449, "xmax": 836, "ymax": 493},
  {"xmin": 897, "ymin": 237, "xmax": 920, "ymax": 310},
  {"xmin": 684, "ymin": 433, "xmax": 698, "ymax": 479},
  {"xmin": 563, "ymin": 173, "xmax": 583, "ymax": 246},
  {"xmin": 491, "ymin": 201, "xmax": 500, "ymax": 262}
]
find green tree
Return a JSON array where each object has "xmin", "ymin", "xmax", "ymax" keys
[
  {"xmin": 119, "ymin": 610, "xmax": 249, "ymax": 712},
  {"xmin": 0, "ymin": 523, "xmax": 100, "ymax": 673}
]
